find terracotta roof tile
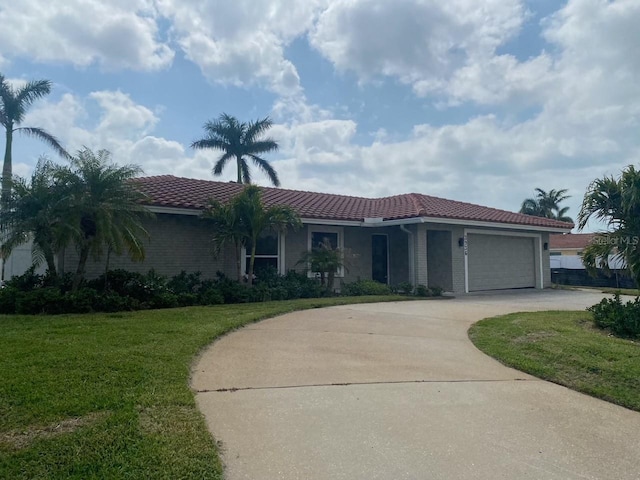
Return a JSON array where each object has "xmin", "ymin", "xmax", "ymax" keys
[
  {"xmin": 549, "ymin": 233, "xmax": 596, "ymax": 249},
  {"xmin": 132, "ymin": 175, "xmax": 574, "ymax": 230}
]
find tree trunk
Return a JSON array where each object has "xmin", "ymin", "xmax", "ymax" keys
[
  {"xmin": 248, "ymin": 240, "xmax": 257, "ymax": 286},
  {"xmin": 236, "ymin": 155, "xmax": 243, "ymax": 184},
  {"xmin": 72, "ymin": 245, "xmax": 90, "ymax": 292},
  {"xmin": 235, "ymin": 242, "xmax": 242, "ymax": 282},
  {"xmin": 2, "ymin": 126, "xmax": 13, "ymax": 206},
  {"xmin": 43, "ymin": 246, "xmax": 57, "ymax": 278}
]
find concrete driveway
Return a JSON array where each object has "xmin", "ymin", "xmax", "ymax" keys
[{"xmin": 192, "ymin": 290, "xmax": 640, "ymax": 480}]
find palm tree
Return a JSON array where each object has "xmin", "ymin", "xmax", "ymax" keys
[
  {"xmin": 0, "ymin": 157, "xmax": 73, "ymax": 276},
  {"xmin": 297, "ymin": 239, "xmax": 348, "ymax": 292},
  {"xmin": 0, "ymin": 74, "xmax": 70, "ymax": 204},
  {"xmin": 57, "ymin": 148, "xmax": 152, "ymax": 291},
  {"xmin": 202, "ymin": 198, "xmax": 248, "ymax": 282},
  {"xmin": 520, "ymin": 188, "xmax": 573, "ymax": 223},
  {"xmin": 578, "ymin": 166, "xmax": 640, "ymax": 285},
  {"xmin": 203, "ymin": 185, "xmax": 300, "ymax": 285},
  {"xmin": 191, "ymin": 113, "xmax": 280, "ymax": 186},
  {"xmin": 234, "ymin": 185, "xmax": 300, "ymax": 285}
]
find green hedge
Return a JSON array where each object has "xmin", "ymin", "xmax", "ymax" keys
[{"xmin": 588, "ymin": 293, "xmax": 640, "ymax": 338}]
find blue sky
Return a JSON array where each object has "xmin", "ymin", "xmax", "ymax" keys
[{"xmin": 2, "ymin": 0, "xmax": 639, "ymax": 231}]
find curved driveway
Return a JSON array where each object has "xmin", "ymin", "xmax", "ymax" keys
[{"xmin": 192, "ymin": 290, "xmax": 640, "ymax": 480}]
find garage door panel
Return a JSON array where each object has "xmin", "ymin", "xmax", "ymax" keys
[{"xmin": 468, "ymin": 234, "xmax": 536, "ymax": 291}]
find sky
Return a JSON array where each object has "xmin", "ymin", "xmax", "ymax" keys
[{"xmin": 1, "ymin": 0, "xmax": 639, "ymax": 232}]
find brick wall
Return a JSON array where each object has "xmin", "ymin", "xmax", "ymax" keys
[{"xmin": 61, "ymin": 213, "xmax": 236, "ymax": 280}]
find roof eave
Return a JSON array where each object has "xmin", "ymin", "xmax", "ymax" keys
[{"xmin": 147, "ymin": 205, "xmax": 573, "ymax": 232}]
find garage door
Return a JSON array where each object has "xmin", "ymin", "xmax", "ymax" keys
[{"xmin": 467, "ymin": 234, "xmax": 536, "ymax": 291}]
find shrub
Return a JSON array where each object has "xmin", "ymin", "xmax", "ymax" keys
[
  {"xmin": 167, "ymin": 271, "xmax": 203, "ymax": 295},
  {"xmin": 341, "ymin": 279, "xmax": 392, "ymax": 296},
  {"xmin": 215, "ymin": 273, "xmax": 251, "ymax": 303},
  {"xmin": 429, "ymin": 286, "xmax": 444, "ymax": 297},
  {"xmin": 415, "ymin": 284, "xmax": 430, "ymax": 297},
  {"xmin": 15, "ymin": 287, "xmax": 65, "ymax": 315},
  {"xmin": 64, "ymin": 288, "xmax": 100, "ymax": 314},
  {"xmin": 588, "ymin": 293, "xmax": 640, "ymax": 338},
  {"xmin": 0, "ymin": 286, "xmax": 19, "ymax": 314},
  {"xmin": 395, "ymin": 281, "xmax": 414, "ymax": 295},
  {"xmin": 199, "ymin": 287, "xmax": 224, "ymax": 305}
]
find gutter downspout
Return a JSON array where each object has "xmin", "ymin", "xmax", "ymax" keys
[{"xmin": 400, "ymin": 225, "xmax": 415, "ymax": 286}]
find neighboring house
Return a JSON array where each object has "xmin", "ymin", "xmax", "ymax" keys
[
  {"xmin": 59, "ymin": 175, "xmax": 572, "ymax": 293},
  {"xmin": 549, "ymin": 233, "xmax": 635, "ymax": 288},
  {"xmin": 549, "ymin": 233, "xmax": 595, "ymax": 256}
]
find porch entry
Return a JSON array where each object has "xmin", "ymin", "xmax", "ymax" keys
[{"xmin": 372, "ymin": 234, "xmax": 389, "ymax": 284}]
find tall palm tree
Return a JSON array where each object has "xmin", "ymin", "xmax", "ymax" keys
[
  {"xmin": 520, "ymin": 188, "xmax": 573, "ymax": 223},
  {"xmin": 0, "ymin": 157, "xmax": 73, "ymax": 276},
  {"xmin": 0, "ymin": 74, "xmax": 70, "ymax": 204},
  {"xmin": 578, "ymin": 166, "xmax": 640, "ymax": 285},
  {"xmin": 191, "ymin": 113, "xmax": 280, "ymax": 186},
  {"xmin": 57, "ymin": 148, "xmax": 152, "ymax": 291}
]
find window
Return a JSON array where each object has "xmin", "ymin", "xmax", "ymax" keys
[
  {"xmin": 307, "ymin": 226, "xmax": 344, "ymax": 277},
  {"xmin": 244, "ymin": 233, "xmax": 280, "ymax": 275},
  {"xmin": 550, "ymin": 252, "xmax": 562, "ymax": 256},
  {"xmin": 311, "ymin": 231, "xmax": 338, "ymax": 250}
]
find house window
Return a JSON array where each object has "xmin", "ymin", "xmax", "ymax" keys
[
  {"xmin": 244, "ymin": 233, "xmax": 280, "ymax": 275},
  {"xmin": 307, "ymin": 226, "xmax": 344, "ymax": 277},
  {"xmin": 550, "ymin": 252, "xmax": 562, "ymax": 256},
  {"xmin": 311, "ymin": 231, "xmax": 338, "ymax": 250}
]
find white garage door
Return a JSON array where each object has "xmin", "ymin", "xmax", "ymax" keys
[{"xmin": 467, "ymin": 234, "xmax": 536, "ymax": 291}]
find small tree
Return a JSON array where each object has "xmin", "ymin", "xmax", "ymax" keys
[
  {"xmin": 0, "ymin": 157, "xmax": 73, "ymax": 276},
  {"xmin": 578, "ymin": 165, "xmax": 640, "ymax": 286},
  {"xmin": 203, "ymin": 185, "xmax": 301, "ymax": 285},
  {"xmin": 298, "ymin": 239, "xmax": 349, "ymax": 293},
  {"xmin": 57, "ymin": 148, "xmax": 152, "ymax": 291},
  {"xmin": 202, "ymin": 198, "xmax": 247, "ymax": 282}
]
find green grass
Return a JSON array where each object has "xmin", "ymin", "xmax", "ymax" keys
[
  {"xmin": 469, "ymin": 311, "xmax": 640, "ymax": 411},
  {"xmin": 0, "ymin": 295, "xmax": 410, "ymax": 479}
]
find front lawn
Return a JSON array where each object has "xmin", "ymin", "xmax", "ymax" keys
[
  {"xmin": 469, "ymin": 311, "xmax": 640, "ymax": 411},
  {"xmin": 0, "ymin": 296, "xmax": 407, "ymax": 479}
]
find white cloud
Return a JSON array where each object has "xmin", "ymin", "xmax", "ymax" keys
[
  {"xmin": 158, "ymin": 0, "xmax": 327, "ymax": 96},
  {"xmin": 309, "ymin": 0, "xmax": 528, "ymax": 100},
  {"xmin": 0, "ymin": 0, "xmax": 173, "ymax": 70}
]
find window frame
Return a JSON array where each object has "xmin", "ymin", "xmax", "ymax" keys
[{"xmin": 241, "ymin": 232, "xmax": 285, "ymax": 276}]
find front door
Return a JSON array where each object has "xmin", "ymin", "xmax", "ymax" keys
[{"xmin": 372, "ymin": 234, "xmax": 389, "ymax": 284}]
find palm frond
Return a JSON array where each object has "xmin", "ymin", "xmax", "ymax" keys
[
  {"xmin": 249, "ymin": 154, "xmax": 280, "ymax": 187},
  {"xmin": 244, "ymin": 117, "xmax": 273, "ymax": 143},
  {"xmin": 212, "ymin": 151, "xmax": 233, "ymax": 176},
  {"xmin": 15, "ymin": 127, "xmax": 71, "ymax": 159},
  {"xmin": 16, "ymin": 80, "xmax": 52, "ymax": 109}
]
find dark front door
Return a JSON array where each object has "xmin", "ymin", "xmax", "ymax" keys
[{"xmin": 372, "ymin": 234, "xmax": 388, "ymax": 284}]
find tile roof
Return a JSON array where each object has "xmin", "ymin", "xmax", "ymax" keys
[
  {"xmin": 132, "ymin": 175, "xmax": 574, "ymax": 230},
  {"xmin": 549, "ymin": 233, "xmax": 596, "ymax": 249}
]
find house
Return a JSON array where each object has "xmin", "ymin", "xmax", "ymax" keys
[
  {"xmin": 549, "ymin": 233, "xmax": 595, "ymax": 256},
  {"xmin": 60, "ymin": 175, "xmax": 573, "ymax": 293},
  {"xmin": 549, "ymin": 233, "xmax": 635, "ymax": 288}
]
